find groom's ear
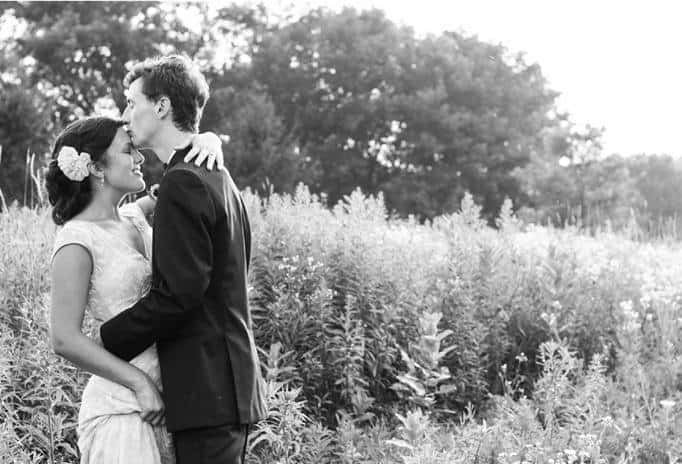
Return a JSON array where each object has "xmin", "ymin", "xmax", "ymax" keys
[{"xmin": 155, "ymin": 95, "xmax": 172, "ymax": 120}]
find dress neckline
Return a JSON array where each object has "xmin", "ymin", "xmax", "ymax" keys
[{"xmin": 69, "ymin": 212, "xmax": 150, "ymax": 262}]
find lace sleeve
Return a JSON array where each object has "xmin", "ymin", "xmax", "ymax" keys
[
  {"xmin": 118, "ymin": 202, "xmax": 151, "ymax": 233},
  {"xmin": 51, "ymin": 222, "xmax": 94, "ymax": 263}
]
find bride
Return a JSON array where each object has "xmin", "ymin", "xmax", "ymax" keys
[{"xmin": 47, "ymin": 116, "xmax": 224, "ymax": 463}]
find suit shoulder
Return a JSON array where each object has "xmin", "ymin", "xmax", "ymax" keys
[
  {"xmin": 168, "ymin": 161, "xmax": 206, "ymax": 177},
  {"xmin": 160, "ymin": 166, "xmax": 210, "ymax": 200},
  {"xmin": 164, "ymin": 163, "xmax": 216, "ymax": 187}
]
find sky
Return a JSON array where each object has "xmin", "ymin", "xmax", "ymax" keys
[{"xmin": 302, "ymin": 0, "xmax": 682, "ymax": 157}]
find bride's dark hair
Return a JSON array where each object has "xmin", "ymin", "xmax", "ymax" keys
[{"xmin": 45, "ymin": 117, "xmax": 126, "ymax": 225}]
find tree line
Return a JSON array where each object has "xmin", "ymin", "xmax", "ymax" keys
[{"xmin": 1, "ymin": 1, "xmax": 680, "ymax": 228}]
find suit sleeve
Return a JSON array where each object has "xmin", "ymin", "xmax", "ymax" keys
[{"xmin": 100, "ymin": 169, "xmax": 215, "ymax": 361}]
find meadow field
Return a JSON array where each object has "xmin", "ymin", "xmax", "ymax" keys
[{"xmin": 1, "ymin": 186, "xmax": 681, "ymax": 463}]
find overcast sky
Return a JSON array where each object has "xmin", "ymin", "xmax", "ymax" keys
[{"xmin": 306, "ymin": 0, "xmax": 682, "ymax": 157}]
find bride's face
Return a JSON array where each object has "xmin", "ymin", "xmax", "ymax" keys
[{"xmin": 101, "ymin": 128, "xmax": 146, "ymax": 194}]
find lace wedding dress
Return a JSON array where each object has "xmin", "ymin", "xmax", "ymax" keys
[{"xmin": 51, "ymin": 203, "xmax": 174, "ymax": 464}]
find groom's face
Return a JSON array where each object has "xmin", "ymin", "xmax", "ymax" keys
[{"xmin": 123, "ymin": 77, "xmax": 159, "ymax": 148}]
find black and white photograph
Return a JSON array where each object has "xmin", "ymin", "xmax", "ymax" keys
[{"xmin": 1, "ymin": 1, "xmax": 681, "ymax": 463}]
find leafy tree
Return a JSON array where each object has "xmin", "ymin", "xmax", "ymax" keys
[
  {"xmin": 228, "ymin": 7, "xmax": 560, "ymax": 218},
  {"xmin": 626, "ymin": 154, "xmax": 682, "ymax": 220},
  {"xmin": 2, "ymin": 2, "xmax": 568, "ymax": 220},
  {"xmin": 238, "ymin": 8, "xmax": 413, "ymax": 202},
  {"xmin": 202, "ymin": 84, "xmax": 305, "ymax": 196},
  {"xmin": 7, "ymin": 1, "xmax": 208, "ymax": 124},
  {"xmin": 0, "ymin": 39, "xmax": 54, "ymax": 206},
  {"xmin": 1, "ymin": 2, "xmax": 223, "ymax": 191},
  {"xmin": 514, "ymin": 124, "xmax": 644, "ymax": 227},
  {"xmin": 382, "ymin": 32, "xmax": 558, "ymax": 219}
]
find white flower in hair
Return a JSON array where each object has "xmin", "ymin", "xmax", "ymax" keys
[{"xmin": 57, "ymin": 146, "xmax": 91, "ymax": 182}]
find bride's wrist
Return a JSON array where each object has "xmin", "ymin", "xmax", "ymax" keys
[{"xmin": 127, "ymin": 369, "xmax": 152, "ymax": 392}]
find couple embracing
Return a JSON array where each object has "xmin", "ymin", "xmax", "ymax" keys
[{"xmin": 48, "ymin": 55, "xmax": 267, "ymax": 463}]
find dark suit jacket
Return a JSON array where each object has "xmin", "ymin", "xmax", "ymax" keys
[{"xmin": 100, "ymin": 146, "xmax": 268, "ymax": 432}]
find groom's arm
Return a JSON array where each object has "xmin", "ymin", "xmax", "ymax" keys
[{"xmin": 100, "ymin": 169, "xmax": 215, "ymax": 361}]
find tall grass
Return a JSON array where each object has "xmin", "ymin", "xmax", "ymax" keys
[{"xmin": 1, "ymin": 187, "xmax": 681, "ymax": 462}]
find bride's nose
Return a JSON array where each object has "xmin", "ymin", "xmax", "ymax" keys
[{"xmin": 133, "ymin": 149, "xmax": 145, "ymax": 165}]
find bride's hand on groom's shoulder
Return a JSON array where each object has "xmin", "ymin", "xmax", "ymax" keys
[{"xmin": 186, "ymin": 131, "xmax": 229, "ymax": 171}]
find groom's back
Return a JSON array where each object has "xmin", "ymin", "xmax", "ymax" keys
[{"xmin": 158, "ymin": 152, "xmax": 267, "ymax": 431}]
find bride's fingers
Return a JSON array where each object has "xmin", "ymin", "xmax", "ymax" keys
[
  {"xmin": 148, "ymin": 410, "xmax": 163, "ymax": 426},
  {"xmin": 184, "ymin": 145, "xmax": 200, "ymax": 163},
  {"xmin": 194, "ymin": 148, "xmax": 210, "ymax": 167},
  {"xmin": 207, "ymin": 153, "xmax": 216, "ymax": 171},
  {"xmin": 141, "ymin": 406, "xmax": 164, "ymax": 425}
]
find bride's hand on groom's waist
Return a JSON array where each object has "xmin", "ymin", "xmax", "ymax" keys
[{"xmin": 131, "ymin": 371, "xmax": 165, "ymax": 427}]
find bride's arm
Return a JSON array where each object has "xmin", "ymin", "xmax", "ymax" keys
[{"xmin": 50, "ymin": 245, "xmax": 165, "ymax": 425}]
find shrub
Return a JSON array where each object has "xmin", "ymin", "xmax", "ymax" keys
[{"xmin": 2, "ymin": 189, "xmax": 682, "ymax": 462}]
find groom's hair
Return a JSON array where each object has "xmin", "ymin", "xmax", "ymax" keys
[{"xmin": 124, "ymin": 55, "xmax": 209, "ymax": 133}]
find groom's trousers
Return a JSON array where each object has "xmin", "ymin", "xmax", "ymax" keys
[{"xmin": 174, "ymin": 423, "xmax": 250, "ymax": 464}]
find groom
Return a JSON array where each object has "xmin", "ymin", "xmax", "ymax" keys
[{"xmin": 100, "ymin": 55, "xmax": 267, "ymax": 463}]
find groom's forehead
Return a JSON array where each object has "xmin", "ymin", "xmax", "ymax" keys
[{"xmin": 125, "ymin": 79, "xmax": 144, "ymax": 97}]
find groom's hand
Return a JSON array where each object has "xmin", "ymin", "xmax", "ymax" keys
[{"xmin": 132, "ymin": 373, "xmax": 165, "ymax": 426}]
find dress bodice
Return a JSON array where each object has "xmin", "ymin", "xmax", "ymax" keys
[
  {"xmin": 51, "ymin": 203, "xmax": 153, "ymax": 325},
  {"xmin": 53, "ymin": 203, "xmax": 175, "ymax": 463}
]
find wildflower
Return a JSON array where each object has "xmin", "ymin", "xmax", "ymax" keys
[
  {"xmin": 601, "ymin": 415, "xmax": 614, "ymax": 427},
  {"xmin": 563, "ymin": 449, "xmax": 577, "ymax": 464},
  {"xmin": 619, "ymin": 300, "xmax": 633, "ymax": 312},
  {"xmin": 660, "ymin": 399, "xmax": 675, "ymax": 410},
  {"xmin": 541, "ymin": 312, "xmax": 557, "ymax": 327},
  {"xmin": 640, "ymin": 295, "xmax": 651, "ymax": 308},
  {"xmin": 515, "ymin": 352, "xmax": 528, "ymax": 363}
]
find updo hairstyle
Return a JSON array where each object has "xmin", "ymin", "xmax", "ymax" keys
[{"xmin": 45, "ymin": 117, "xmax": 126, "ymax": 225}]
